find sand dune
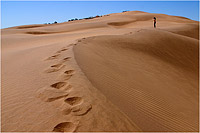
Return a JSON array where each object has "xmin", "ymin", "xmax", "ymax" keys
[
  {"xmin": 1, "ymin": 11, "xmax": 199, "ymax": 132},
  {"xmin": 74, "ymin": 29, "xmax": 198, "ymax": 131}
]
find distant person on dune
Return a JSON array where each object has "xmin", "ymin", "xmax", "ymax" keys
[{"xmin": 153, "ymin": 17, "xmax": 156, "ymax": 28}]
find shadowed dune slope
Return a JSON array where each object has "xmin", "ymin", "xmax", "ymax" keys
[
  {"xmin": 160, "ymin": 23, "xmax": 199, "ymax": 39},
  {"xmin": 74, "ymin": 29, "xmax": 199, "ymax": 132}
]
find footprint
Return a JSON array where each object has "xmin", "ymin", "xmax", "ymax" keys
[
  {"xmin": 45, "ymin": 54, "xmax": 60, "ymax": 60},
  {"xmin": 51, "ymin": 64, "xmax": 62, "ymax": 68},
  {"xmin": 51, "ymin": 54, "xmax": 60, "ymax": 58},
  {"xmin": 56, "ymin": 48, "xmax": 68, "ymax": 54},
  {"xmin": 60, "ymin": 48, "xmax": 68, "ymax": 52},
  {"xmin": 63, "ymin": 57, "xmax": 71, "ymax": 61},
  {"xmin": 57, "ymin": 70, "xmax": 74, "ymax": 80},
  {"xmin": 59, "ymin": 57, "xmax": 72, "ymax": 63},
  {"xmin": 53, "ymin": 122, "xmax": 78, "ymax": 132},
  {"xmin": 45, "ymin": 63, "xmax": 65, "ymax": 73},
  {"xmin": 65, "ymin": 97, "xmax": 82, "ymax": 106},
  {"xmin": 64, "ymin": 70, "xmax": 75, "ymax": 75},
  {"xmin": 51, "ymin": 82, "xmax": 72, "ymax": 91},
  {"xmin": 137, "ymin": 29, "xmax": 142, "ymax": 32},
  {"xmin": 71, "ymin": 103, "xmax": 92, "ymax": 116},
  {"xmin": 51, "ymin": 82, "xmax": 67, "ymax": 89}
]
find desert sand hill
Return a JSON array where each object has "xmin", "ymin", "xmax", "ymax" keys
[{"xmin": 1, "ymin": 11, "xmax": 199, "ymax": 132}]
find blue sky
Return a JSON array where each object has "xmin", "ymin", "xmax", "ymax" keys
[{"xmin": 1, "ymin": 1, "xmax": 199, "ymax": 29}]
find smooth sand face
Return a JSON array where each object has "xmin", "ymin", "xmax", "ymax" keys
[{"xmin": 1, "ymin": 11, "xmax": 199, "ymax": 132}]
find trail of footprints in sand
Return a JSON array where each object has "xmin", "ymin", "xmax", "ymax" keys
[{"xmin": 38, "ymin": 45, "xmax": 92, "ymax": 132}]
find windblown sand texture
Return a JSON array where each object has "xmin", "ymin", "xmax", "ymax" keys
[{"xmin": 1, "ymin": 11, "xmax": 199, "ymax": 132}]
